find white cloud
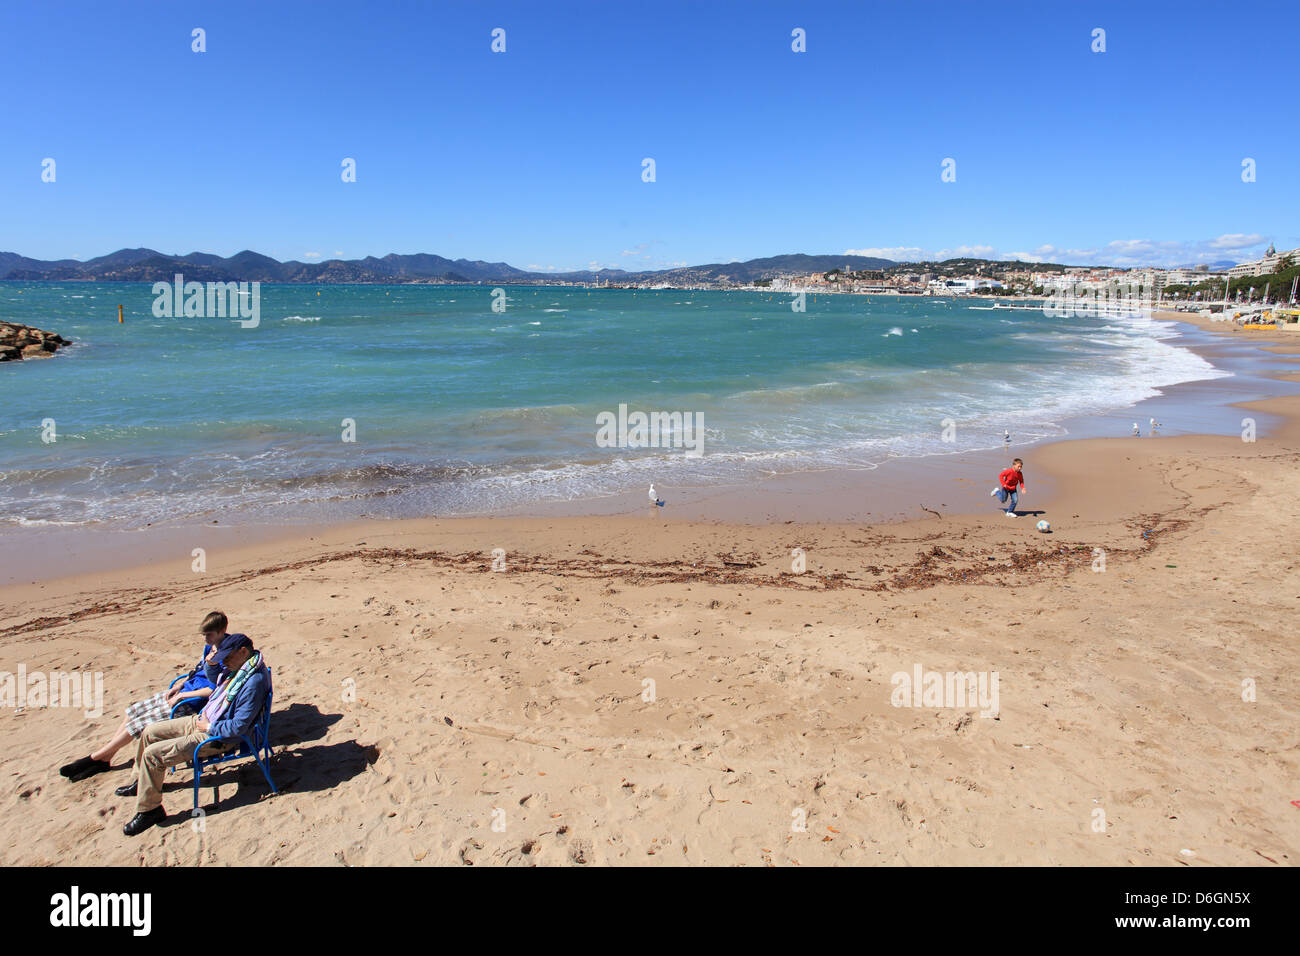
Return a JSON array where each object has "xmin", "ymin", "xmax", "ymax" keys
[
  {"xmin": 848, "ymin": 235, "xmax": 1274, "ymax": 268},
  {"xmin": 1005, "ymin": 245, "xmax": 1059, "ymax": 263},
  {"xmin": 1087, "ymin": 236, "xmax": 1271, "ymax": 267},
  {"xmin": 845, "ymin": 246, "xmax": 932, "ymax": 261},
  {"xmin": 1208, "ymin": 233, "xmax": 1265, "ymax": 250},
  {"xmin": 944, "ymin": 244, "xmax": 994, "ymax": 258},
  {"xmin": 845, "ymin": 244, "xmax": 994, "ymax": 261},
  {"xmin": 303, "ymin": 251, "xmax": 322, "ymax": 260}
]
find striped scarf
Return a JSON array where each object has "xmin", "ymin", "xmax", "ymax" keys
[{"xmin": 201, "ymin": 651, "xmax": 262, "ymax": 725}]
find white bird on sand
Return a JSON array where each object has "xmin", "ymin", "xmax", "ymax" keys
[
  {"xmin": 649, "ymin": 484, "xmax": 664, "ymax": 507},
  {"xmin": 1132, "ymin": 422, "xmax": 1141, "ymax": 437},
  {"xmin": 1003, "ymin": 429, "xmax": 1010, "ymax": 444},
  {"xmin": 1149, "ymin": 417, "xmax": 1161, "ymax": 435}
]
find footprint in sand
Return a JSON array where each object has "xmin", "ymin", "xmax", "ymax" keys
[
  {"xmin": 573, "ymin": 783, "xmax": 611, "ymax": 808},
  {"xmin": 567, "ymin": 838, "xmax": 592, "ymax": 864}
]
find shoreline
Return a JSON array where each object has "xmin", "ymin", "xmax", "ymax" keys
[{"xmin": 4, "ymin": 309, "xmax": 1298, "ymax": 588}]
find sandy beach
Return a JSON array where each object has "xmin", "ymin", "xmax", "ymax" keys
[{"xmin": 2, "ymin": 312, "xmax": 1298, "ymax": 866}]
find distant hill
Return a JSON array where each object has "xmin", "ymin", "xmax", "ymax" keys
[
  {"xmin": 0, "ymin": 252, "xmax": 84, "ymax": 277},
  {"xmin": 889, "ymin": 257, "xmax": 1074, "ymax": 277},
  {"xmin": 658, "ymin": 254, "xmax": 897, "ymax": 282},
  {"xmin": 0, "ymin": 248, "xmax": 898, "ymax": 285},
  {"xmin": 4, "ymin": 248, "xmax": 1203, "ymax": 285},
  {"xmin": 0, "ymin": 248, "xmax": 543, "ymax": 284}
]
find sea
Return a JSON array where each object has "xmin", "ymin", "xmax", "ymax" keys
[{"xmin": 0, "ymin": 282, "xmax": 1229, "ymax": 530}]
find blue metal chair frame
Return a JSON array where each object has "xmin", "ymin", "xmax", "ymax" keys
[
  {"xmin": 189, "ymin": 689, "xmax": 277, "ymax": 810},
  {"xmin": 166, "ymin": 672, "xmax": 208, "ymax": 719}
]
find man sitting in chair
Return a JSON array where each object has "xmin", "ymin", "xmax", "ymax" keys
[{"xmin": 119, "ymin": 633, "xmax": 271, "ymax": 837}]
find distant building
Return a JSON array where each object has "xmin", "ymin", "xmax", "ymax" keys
[
  {"xmin": 1229, "ymin": 245, "xmax": 1298, "ymax": 278},
  {"xmin": 1126, "ymin": 269, "xmax": 1166, "ymax": 293},
  {"xmin": 930, "ymin": 278, "xmax": 1003, "ymax": 294},
  {"xmin": 1163, "ymin": 267, "xmax": 1223, "ymax": 286}
]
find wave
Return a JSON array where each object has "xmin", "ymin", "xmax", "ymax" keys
[{"xmin": 0, "ymin": 287, "xmax": 1241, "ymax": 530}]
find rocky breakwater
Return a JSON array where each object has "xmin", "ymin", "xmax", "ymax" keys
[{"xmin": 0, "ymin": 322, "xmax": 72, "ymax": 361}]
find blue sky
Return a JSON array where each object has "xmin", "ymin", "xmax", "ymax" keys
[{"xmin": 2, "ymin": 0, "xmax": 1295, "ymax": 270}]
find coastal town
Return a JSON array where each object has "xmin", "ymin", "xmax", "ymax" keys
[
  {"xmin": 651, "ymin": 244, "xmax": 1300, "ymax": 308},
  {"xmin": 6, "ymin": 248, "xmax": 1299, "ymax": 312}
]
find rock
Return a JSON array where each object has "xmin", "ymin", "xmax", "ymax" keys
[{"xmin": 0, "ymin": 323, "xmax": 71, "ymax": 360}]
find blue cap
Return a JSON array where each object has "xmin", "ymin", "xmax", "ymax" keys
[{"xmin": 212, "ymin": 632, "xmax": 253, "ymax": 666}]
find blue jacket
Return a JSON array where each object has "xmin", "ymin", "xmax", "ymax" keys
[
  {"xmin": 178, "ymin": 643, "xmax": 224, "ymax": 695},
  {"xmin": 202, "ymin": 660, "xmax": 271, "ymax": 741}
]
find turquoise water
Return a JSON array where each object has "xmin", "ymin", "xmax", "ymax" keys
[{"xmin": 0, "ymin": 282, "xmax": 1226, "ymax": 529}]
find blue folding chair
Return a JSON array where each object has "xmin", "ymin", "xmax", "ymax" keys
[{"xmin": 189, "ymin": 689, "xmax": 278, "ymax": 810}]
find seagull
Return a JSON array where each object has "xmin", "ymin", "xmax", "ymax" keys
[
  {"xmin": 1149, "ymin": 417, "xmax": 1161, "ymax": 435},
  {"xmin": 1132, "ymin": 423, "xmax": 1141, "ymax": 437},
  {"xmin": 649, "ymin": 484, "xmax": 664, "ymax": 507},
  {"xmin": 1003, "ymin": 429, "xmax": 1010, "ymax": 444}
]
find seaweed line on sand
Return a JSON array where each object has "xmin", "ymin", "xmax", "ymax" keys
[{"xmin": 0, "ymin": 513, "xmax": 1194, "ymax": 638}]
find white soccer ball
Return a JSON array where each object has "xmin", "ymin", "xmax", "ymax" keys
[{"xmin": 1036, "ymin": 519, "xmax": 1051, "ymax": 533}]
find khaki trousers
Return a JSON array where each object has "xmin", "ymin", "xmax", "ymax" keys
[{"xmin": 132, "ymin": 715, "xmax": 231, "ymax": 813}]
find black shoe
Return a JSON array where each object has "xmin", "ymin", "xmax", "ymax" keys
[
  {"xmin": 67, "ymin": 759, "xmax": 113, "ymax": 781},
  {"xmin": 115, "ymin": 781, "xmax": 138, "ymax": 797},
  {"xmin": 60, "ymin": 756, "xmax": 96, "ymax": 778},
  {"xmin": 122, "ymin": 807, "xmax": 166, "ymax": 837}
]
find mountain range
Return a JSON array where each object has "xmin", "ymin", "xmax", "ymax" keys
[
  {"xmin": 0, "ymin": 249, "xmax": 1246, "ymax": 285},
  {"xmin": 0, "ymin": 250, "xmax": 905, "ymax": 285}
]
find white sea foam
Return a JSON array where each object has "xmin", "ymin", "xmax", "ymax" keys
[
  {"xmin": 9, "ymin": 516, "xmax": 86, "ymax": 527},
  {"xmin": 0, "ymin": 290, "xmax": 1248, "ymax": 530}
]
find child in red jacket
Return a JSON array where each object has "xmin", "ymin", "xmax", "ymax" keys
[{"xmin": 991, "ymin": 458, "xmax": 1025, "ymax": 517}]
